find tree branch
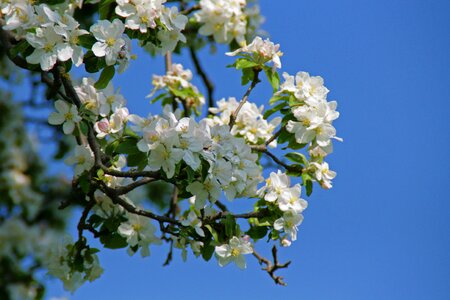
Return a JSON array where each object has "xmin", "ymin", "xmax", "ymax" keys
[
  {"xmin": 0, "ymin": 22, "xmax": 30, "ymax": 70},
  {"xmin": 97, "ymin": 180, "xmax": 181, "ymax": 226}
]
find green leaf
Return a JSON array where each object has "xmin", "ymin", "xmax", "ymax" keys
[
  {"xmin": 115, "ymin": 138, "xmax": 140, "ymax": 155},
  {"xmin": 269, "ymin": 94, "xmax": 289, "ymax": 105},
  {"xmin": 285, "ymin": 152, "xmax": 308, "ymax": 166},
  {"xmin": 88, "ymin": 214, "xmax": 104, "ymax": 228},
  {"xmin": 241, "ymin": 68, "xmax": 254, "ymax": 86},
  {"xmin": 205, "ymin": 225, "xmax": 219, "ymax": 242},
  {"xmin": 150, "ymin": 92, "xmax": 167, "ymax": 104},
  {"xmin": 201, "ymin": 244, "xmax": 215, "ymax": 261},
  {"xmin": 79, "ymin": 174, "xmax": 90, "ymax": 193},
  {"xmin": 84, "ymin": 51, "xmax": 103, "ymax": 73},
  {"xmin": 306, "ymin": 179, "xmax": 313, "ymax": 196},
  {"xmin": 264, "ymin": 67, "xmax": 280, "ymax": 92},
  {"xmin": 89, "ymin": 248, "xmax": 100, "ymax": 254},
  {"xmin": 222, "ymin": 214, "xmax": 236, "ymax": 238},
  {"xmin": 9, "ymin": 40, "xmax": 31, "ymax": 58},
  {"xmin": 286, "ymin": 165, "xmax": 303, "ymax": 177},
  {"xmin": 100, "ymin": 234, "xmax": 128, "ymax": 249},
  {"xmin": 246, "ymin": 226, "xmax": 268, "ymax": 240},
  {"xmin": 99, "ymin": 0, "xmax": 115, "ymax": 20},
  {"xmin": 105, "ymin": 139, "xmax": 120, "ymax": 156},
  {"xmin": 277, "ymin": 128, "xmax": 291, "ymax": 144},
  {"xmin": 77, "ymin": 35, "xmax": 96, "ymax": 49},
  {"xmin": 186, "ymin": 166, "xmax": 195, "ymax": 182},
  {"xmin": 302, "ymin": 173, "xmax": 313, "ymax": 196},
  {"xmin": 127, "ymin": 152, "xmax": 147, "ymax": 168},
  {"xmin": 236, "ymin": 58, "xmax": 260, "ymax": 70},
  {"xmin": 79, "ymin": 121, "xmax": 89, "ymax": 135},
  {"xmin": 263, "ymin": 102, "xmax": 286, "ymax": 119},
  {"xmin": 94, "ymin": 65, "xmax": 115, "ymax": 89}
]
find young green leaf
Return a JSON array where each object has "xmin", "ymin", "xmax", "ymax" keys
[{"xmin": 94, "ymin": 65, "xmax": 115, "ymax": 89}]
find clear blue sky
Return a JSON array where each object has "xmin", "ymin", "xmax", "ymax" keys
[{"xmin": 45, "ymin": 1, "xmax": 450, "ymax": 299}]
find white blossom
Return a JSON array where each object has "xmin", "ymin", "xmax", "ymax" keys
[
  {"xmin": 48, "ymin": 100, "xmax": 82, "ymax": 134},
  {"xmin": 64, "ymin": 145, "xmax": 94, "ymax": 176},
  {"xmin": 147, "ymin": 144, "xmax": 184, "ymax": 178},
  {"xmin": 274, "ymin": 210, "xmax": 304, "ymax": 242},
  {"xmin": 215, "ymin": 236, "xmax": 253, "ymax": 269},
  {"xmin": 227, "ymin": 36, "xmax": 282, "ymax": 69},
  {"xmin": 195, "ymin": 0, "xmax": 247, "ymax": 44},
  {"xmin": 311, "ymin": 161, "xmax": 336, "ymax": 189},
  {"xmin": 91, "ymin": 19, "xmax": 131, "ymax": 67},
  {"xmin": 208, "ymin": 97, "xmax": 280, "ymax": 147},
  {"xmin": 25, "ymin": 26, "xmax": 70, "ymax": 71},
  {"xmin": 74, "ymin": 77, "xmax": 107, "ymax": 115},
  {"xmin": 181, "ymin": 210, "xmax": 205, "ymax": 237},
  {"xmin": 118, "ymin": 214, "xmax": 162, "ymax": 257}
]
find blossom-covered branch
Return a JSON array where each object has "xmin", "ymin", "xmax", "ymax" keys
[{"xmin": 0, "ymin": 0, "xmax": 341, "ymax": 295}]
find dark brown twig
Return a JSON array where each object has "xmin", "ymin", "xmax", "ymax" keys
[
  {"xmin": 252, "ymin": 245, "xmax": 291, "ymax": 286},
  {"xmin": 189, "ymin": 46, "xmax": 215, "ymax": 109}
]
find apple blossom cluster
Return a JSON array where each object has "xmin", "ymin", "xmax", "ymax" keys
[
  {"xmin": 44, "ymin": 236, "xmax": 103, "ymax": 292},
  {"xmin": 195, "ymin": 0, "xmax": 248, "ymax": 44},
  {"xmin": 130, "ymin": 109, "xmax": 263, "ymax": 202},
  {"xmin": 76, "ymin": 77, "xmax": 127, "ymax": 117},
  {"xmin": 0, "ymin": 0, "xmax": 343, "ymax": 292},
  {"xmin": 0, "ymin": 218, "xmax": 66, "ymax": 298},
  {"xmin": 115, "ymin": 0, "xmax": 188, "ymax": 53},
  {"xmin": 258, "ymin": 171, "xmax": 308, "ymax": 246},
  {"xmin": 227, "ymin": 36, "xmax": 282, "ymax": 70},
  {"xmin": 208, "ymin": 97, "xmax": 280, "ymax": 147},
  {"xmin": 1, "ymin": 2, "xmax": 89, "ymax": 71},
  {"xmin": 149, "ymin": 63, "xmax": 205, "ymax": 114},
  {"xmin": 280, "ymin": 72, "xmax": 341, "ymax": 156},
  {"xmin": 277, "ymin": 71, "xmax": 341, "ymax": 189}
]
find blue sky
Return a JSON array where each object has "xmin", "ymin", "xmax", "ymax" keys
[{"xmin": 45, "ymin": 0, "xmax": 450, "ymax": 299}]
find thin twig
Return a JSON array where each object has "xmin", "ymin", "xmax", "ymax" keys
[
  {"xmin": 252, "ymin": 245, "xmax": 291, "ymax": 286},
  {"xmin": 181, "ymin": 4, "xmax": 200, "ymax": 15},
  {"xmin": 165, "ymin": 186, "xmax": 179, "ymax": 218},
  {"xmin": 77, "ymin": 199, "xmax": 95, "ymax": 242},
  {"xmin": 162, "ymin": 239, "xmax": 174, "ymax": 266},
  {"xmin": 229, "ymin": 69, "xmax": 261, "ymax": 129},
  {"xmin": 265, "ymin": 128, "xmax": 282, "ymax": 146},
  {"xmin": 189, "ymin": 46, "xmax": 215, "ymax": 109},
  {"xmin": 252, "ymin": 146, "xmax": 303, "ymax": 175}
]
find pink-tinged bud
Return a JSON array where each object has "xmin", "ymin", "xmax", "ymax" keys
[
  {"xmin": 96, "ymin": 118, "xmax": 110, "ymax": 133},
  {"xmin": 281, "ymin": 238, "xmax": 292, "ymax": 247},
  {"xmin": 242, "ymin": 235, "xmax": 250, "ymax": 243}
]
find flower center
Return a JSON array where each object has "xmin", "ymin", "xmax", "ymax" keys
[
  {"xmin": 132, "ymin": 223, "xmax": 142, "ymax": 232},
  {"xmin": 44, "ymin": 43, "xmax": 53, "ymax": 52},
  {"xmin": 231, "ymin": 248, "xmax": 240, "ymax": 257},
  {"xmin": 302, "ymin": 118, "xmax": 311, "ymax": 127},
  {"xmin": 106, "ymin": 37, "xmax": 116, "ymax": 47},
  {"xmin": 64, "ymin": 112, "xmax": 73, "ymax": 120},
  {"xmin": 140, "ymin": 15, "xmax": 149, "ymax": 24}
]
